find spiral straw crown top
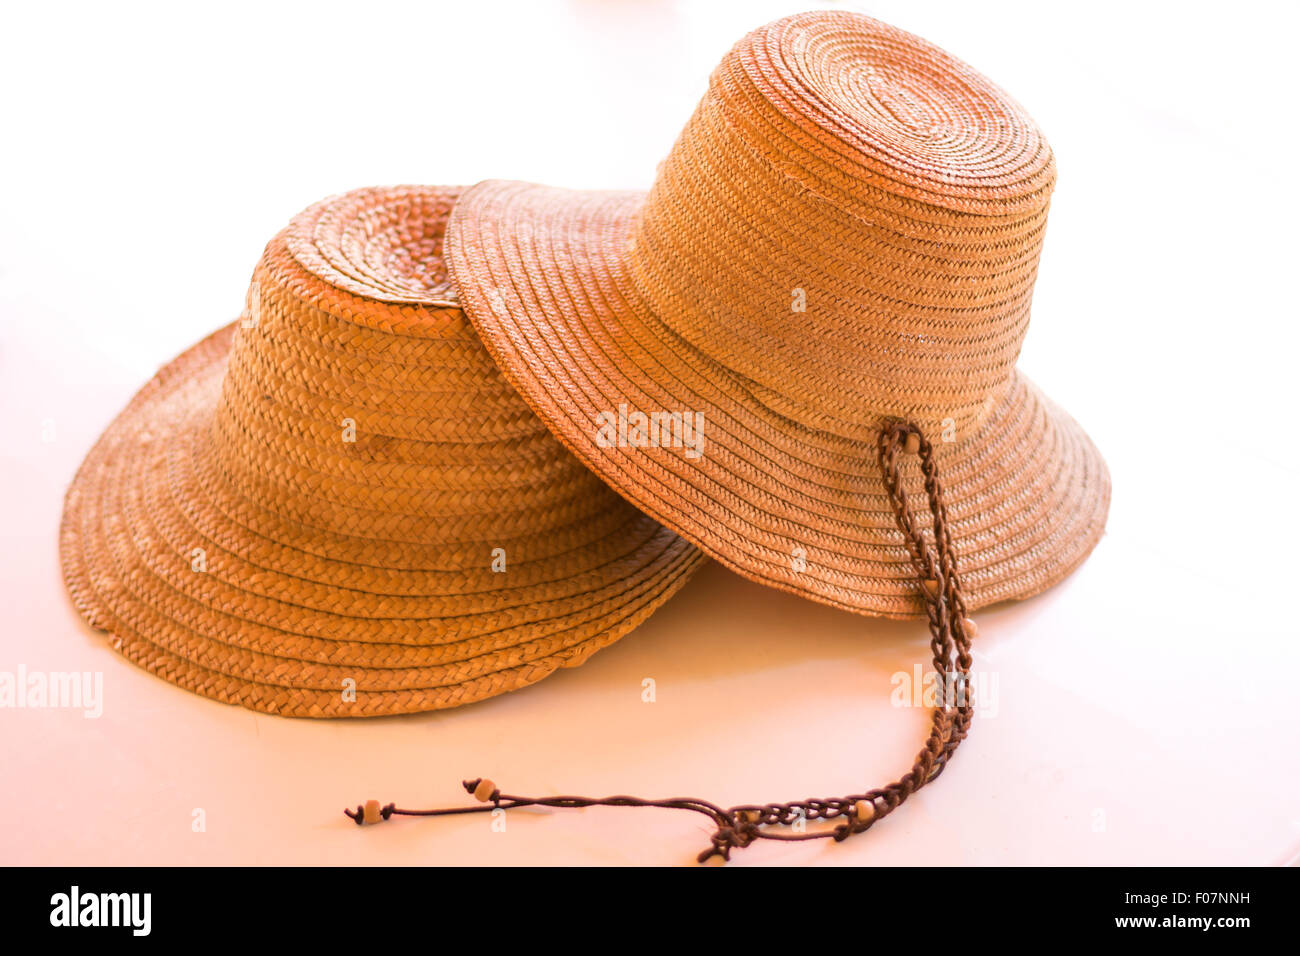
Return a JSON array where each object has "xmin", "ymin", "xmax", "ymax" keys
[
  {"xmin": 220, "ymin": 188, "xmax": 623, "ymax": 555},
  {"xmin": 626, "ymin": 12, "xmax": 1057, "ymax": 439}
]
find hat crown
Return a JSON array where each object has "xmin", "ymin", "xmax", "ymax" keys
[
  {"xmin": 211, "ymin": 187, "xmax": 615, "ymax": 555},
  {"xmin": 626, "ymin": 12, "xmax": 1055, "ymax": 439}
]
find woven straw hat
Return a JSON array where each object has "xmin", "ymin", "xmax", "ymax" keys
[
  {"xmin": 60, "ymin": 185, "xmax": 704, "ymax": 717},
  {"xmin": 446, "ymin": 11, "xmax": 1110, "ymax": 619}
]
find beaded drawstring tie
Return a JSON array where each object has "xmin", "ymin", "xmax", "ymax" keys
[{"xmin": 345, "ymin": 421, "xmax": 977, "ymax": 863}]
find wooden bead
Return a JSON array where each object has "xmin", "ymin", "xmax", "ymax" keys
[
  {"xmin": 854, "ymin": 800, "xmax": 875, "ymax": 823},
  {"xmin": 739, "ymin": 809, "xmax": 762, "ymax": 825},
  {"xmin": 960, "ymin": 617, "xmax": 979, "ymax": 640},
  {"xmin": 904, "ymin": 432, "xmax": 921, "ymax": 455},
  {"xmin": 362, "ymin": 799, "xmax": 383, "ymax": 825},
  {"xmin": 702, "ymin": 852, "xmax": 728, "ymax": 866},
  {"xmin": 473, "ymin": 778, "xmax": 497, "ymax": 802}
]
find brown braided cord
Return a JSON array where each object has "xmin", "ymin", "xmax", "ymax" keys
[{"xmin": 347, "ymin": 421, "xmax": 974, "ymax": 862}]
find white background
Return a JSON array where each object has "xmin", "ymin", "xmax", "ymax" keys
[{"xmin": 2, "ymin": 0, "xmax": 1298, "ymax": 865}]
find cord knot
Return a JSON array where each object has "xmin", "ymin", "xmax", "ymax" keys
[{"xmin": 696, "ymin": 815, "xmax": 762, "ymax": 864}]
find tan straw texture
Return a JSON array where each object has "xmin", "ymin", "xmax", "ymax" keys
[
  {"xmin": 60, "ymin": 186, "xmax": 704, "ymax": 717},
  {"xmin": 447, "ymin": 12, "xmax": 1110, "ymax": 618}
]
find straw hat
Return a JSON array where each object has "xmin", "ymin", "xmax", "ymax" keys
[
  {"xmin": 60, "ymin": 185, "xmax": 704, "ymax": 718},
  {"xmin": 446, "ymin": 11, "xmax": 1110, "ymax": 619}
]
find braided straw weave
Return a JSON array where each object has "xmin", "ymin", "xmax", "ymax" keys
[
  {"xmin": 60, "ymin": 186, "xmax": 704, "ymax": 717},
  {"xmin": 447, "ymin": 12, "xmax": 1110, "ymax": 618}
]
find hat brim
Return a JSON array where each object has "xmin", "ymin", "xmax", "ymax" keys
[
  {"xmin": 61, "ymin": 322, "xmax": 704, "ymax": 717},
  {"xmin": 447, "ymin": 180, "xmax": 1110, "ymax": 618}
]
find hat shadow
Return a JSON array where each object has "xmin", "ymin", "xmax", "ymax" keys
[
  {"xmin": 635, "ymin": 560, "xmax": 925, "ymax": 676},
  {"xmin": 465, "ymin": 559, "xmax": 938, "ymax": 719}
]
